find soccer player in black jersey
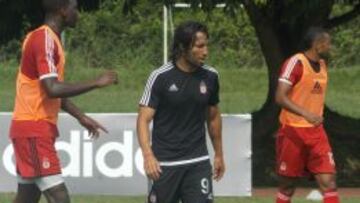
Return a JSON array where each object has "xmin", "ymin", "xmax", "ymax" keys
[{"xmin": 137, "ymin": 21, "xmax": 225, "ymax": 203}]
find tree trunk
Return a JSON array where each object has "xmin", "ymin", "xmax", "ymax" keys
[
  {"xmin": 248, "ymin": 21, "xmax": 284, "ymax": 186},
  {"xmin": 324, "ymin": 107, "xmax": 360, "ymax": 139}
]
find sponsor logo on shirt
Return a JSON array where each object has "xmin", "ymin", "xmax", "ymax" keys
[
  {"xmin": 169, "ymin": 84, "xmax": 179, "ymax": 92},
  {"xmin": 311, "ymin": 81, "xmax": 323, "ymax": 94}
]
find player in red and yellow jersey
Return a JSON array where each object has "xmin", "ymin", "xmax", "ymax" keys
[
  {"xmin": 275, "ymin": 27, "xmax": 340, "ymax": 203},
  {"xmin": 10, "ymin": 0, "xmax": 118, "ymax": 203}
]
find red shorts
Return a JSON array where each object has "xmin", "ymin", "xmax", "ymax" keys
[
  {"xmin": 276, "ymin": 124, "xmax": 336, "ymax": 177},
  {"xmin": 12, "ymin": 137, "xmax": 61, "ymax": 178}
]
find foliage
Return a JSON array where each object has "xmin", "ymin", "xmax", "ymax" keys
[
  {"xmin": 2, "ymin": 1, "xmax": 360, "ymax": 68},
  {"xmin": 330, "ymin": 16, "xmax": 360, "ymax": 67},
  {"xmin": 62, "ymin": 0, "xmax": 265, "ymax": 70}
]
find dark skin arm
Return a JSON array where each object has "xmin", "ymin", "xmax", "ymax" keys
[
  {"xmin": 136, "ymin": 106, "xmax": 162, "ymax": 180},
  {"xmin": 207, "ymin": 105, "xmax": 225, "ymax": 181},
  {"xmin": 275, "ymin": 81, "xmax": 323, "ymax": 126},
  {"xmin": 42, "ymin": 71, "xmax": 117, "ymax": 137},
  {"xmin": 41, "ymin": 70, "xmax": 118, "ymax": 98},
  {"xmin": 61, "ymin": 98, "xmax": 108, "ymax": 138}
]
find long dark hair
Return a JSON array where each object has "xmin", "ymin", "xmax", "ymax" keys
[{"xmin": 170, "ymin": 21, "xmax": 209, "ymax": 62}]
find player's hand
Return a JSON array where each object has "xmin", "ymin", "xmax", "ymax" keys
[
  {"xmin": 213, "ymin": 155, "xmax": 225, "ymax": 181},
  {"xmin": 144, "ymin": 153, "xmax": 162, "ymax": 181},
  {"xmin": 95, "ymin": 71, "xmax": 118, "ymax": 88},
  {"xmin": 78, "ymin": 115, "xmax": 108, "ymax": 139},
  {"xmin": 303, "ymin": 112, "xmax": 323, "ymax": 126}
]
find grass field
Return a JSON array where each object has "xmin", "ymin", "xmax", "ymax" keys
[
  {"xmin": 0, "ymin": 194, "xmax": 360, "ymax": 203},
  {"xmin": 1, "ymin": 61, "xmax": 360, "ymax": 118}
]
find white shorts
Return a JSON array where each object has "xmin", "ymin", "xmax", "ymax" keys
[{"xmin": 17, "ymin": 174, "xmax": 64, "ymax": 191}]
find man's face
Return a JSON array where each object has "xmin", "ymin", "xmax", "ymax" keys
[
  {"xmin": 184, "ymin": 31, "xmax": 209, "ymax": 67},
  {"xmin": 62, "ymin": 0, "xmax": 79, "ymax": 28},
  {"xmin": 315, "ymin": 33, "xmax": 331, "ymax": 59}
]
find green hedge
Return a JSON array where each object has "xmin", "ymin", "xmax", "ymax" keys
[{"xmin": 2, "ymin": 0, "xmax": 360, "ymax": 68}]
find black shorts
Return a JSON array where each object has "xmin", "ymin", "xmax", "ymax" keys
[{"xmin": 147, "ymin": 160, "xmax": 213, "ymax": 203}]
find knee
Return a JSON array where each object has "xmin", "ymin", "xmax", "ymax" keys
[
  {"xmin": 14, "ymin": 184, "xmax": 41, "ymax": 203},
  {"xmin": 320, "ymin": 180, "xmax": 337, "ymax": 191},
  {"xmin": 318, "ymin": 176, "xmax": 337, "ymax": 192},
  {"xmin": 279, "ymin": 186, "xmax": 296, "ymax": 197},
  {"xmin": 45, "ymin": 187, "xmax": 71, "ymax": 203},
  {"xmin": 54, "ymin": 192, "xmax": 70, "ymax": 203},
  {"xmin": 278, "ymin": 182, "xmax": 296, "ymax": 196}
]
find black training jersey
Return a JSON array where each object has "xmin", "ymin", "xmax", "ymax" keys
[{"xmin": 139, "ymin": 62, "xmax": 220, "ymax": 164}]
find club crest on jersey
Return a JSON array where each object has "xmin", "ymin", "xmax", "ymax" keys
[
  {"xmin": 42, "ymin": 157, "xmax": 50, "ymax": 169},
  {"xmin": 200, "ymin": 81, "xmax": 207, "ymax": 94}
]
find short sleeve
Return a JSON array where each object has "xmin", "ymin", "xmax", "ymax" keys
[
  {"xmin": 209, "ymin": 74, "xmax": 220, "ymax": 106},
  {"xmin": 279, "ymin": 57, "xmax": 303, "ymax": 86},
  {"xmin": 33, "ymin": 29, "xmax": 59, "ymax": 80},
  {"xmin": 139, "ymin": 71, "xmax": 163, "ymax": 109}
]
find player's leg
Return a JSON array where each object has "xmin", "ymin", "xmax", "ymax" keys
[
  {"xmin": 42, "ymin": 182, "xmax": 70, "ymax": 203},
  {"xmin": 306, "ymin": 126, "xmax": 339, "ymax": 203},
  {"xmin": 180, "ymin": 161, "xmax": 213, "ymax": 203},
  {"xmin": 147, "ymin": 166, "xmax": 183, "ymax": 203},
  {"xmin": 275, "ymin": 126, "xmax": 306, "ymax": 203},
  {"xmin": 315, "ymin": 173, "xmax": 337, "ymax": 192},
  {"xmin": 13, "ymin": 182, "xmax": 41, "ymax": 203},
  {"xmin": 33, "ymin": 136, "xmax": 69, "ymax": 203},
  {"xmin": 12, "ymin": 138, "xmax": 42, "ymax": 203},
  {"xmin": 277, "ymin": 175, "xmax": 298, "ymax": 203},
  {"xmin": 16, "ymin": 136, "xmax": 67, "ymax": 203},
  {"xmin": 315, "ymin": 173, "xmax": 340, "ymax": 203}
]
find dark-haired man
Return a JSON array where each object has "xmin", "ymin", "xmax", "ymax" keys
[
  {"xmin": 275, "ymin": 27, "xmax": 340, "ymax": 203},
  {"xmin": 137, "ymin": 21, "xmax": 225, "ymax": 203},
  {"xmin": 10, "ymin": 0, "xmax": 118, "ymax": 202}
]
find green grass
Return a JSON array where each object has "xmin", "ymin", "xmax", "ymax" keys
[
  {"xmin": 0, "ymin": 194, "xmax": 359, "ymax": 203},
  {"xmin": 0, "ymin": 62, "xmax": 268, "ymax": 113},
  {"xmin": 52, "ymin": 66, "xmax": 269, "ymax": 114},
  {"xmin": 1, "ymin": 61, "xmax": 359, "ymax": 118}
]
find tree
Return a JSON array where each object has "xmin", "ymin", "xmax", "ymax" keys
[
  {"xmin": 125, "ymin": 0, "xmax": 360, "ymax": 185},
  {"xmin": 0, "ymin": 0, "xmax": 101, "ymax": 44}
]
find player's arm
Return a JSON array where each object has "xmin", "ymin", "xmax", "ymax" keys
[
  {"xmin": 207, "ymin": 72, "xmax": 225, "ymax": 181},
  {"xmin": 275, "ymin": 82, "xmax": 308, "ymax": 117},
  {"xmin": 207, "ymin": 105, "xmax": 225, "ymax": 181},
  {"xmin": 34, "ymin": 31, "xmax": 118, "ymax": 98},
  {"xmin": 61, "ymin": 98, "xmax": 108, "ymax": 138},
  {"xmin": 137, "ymin": 70, "xmax": 162, "ymax": 180},
  {"xmin": 41, "ymin": 71, "xmax": 117, "ymax": 98},
  {"xmin": 275, "ymin": 60, "xmax": 323, "ymax": 126},
  {"xmin": 137, "ymin": 106, "xmax": 162, "ymax": 180}
]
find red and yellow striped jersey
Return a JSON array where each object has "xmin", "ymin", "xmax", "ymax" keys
[
  {"xmin": 279, "ymin": 53, "xmax": 328, "ymax": 127},
  {"xmin": 10, "ymin": 25, "xmax": 65, "ymax": 138}
]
